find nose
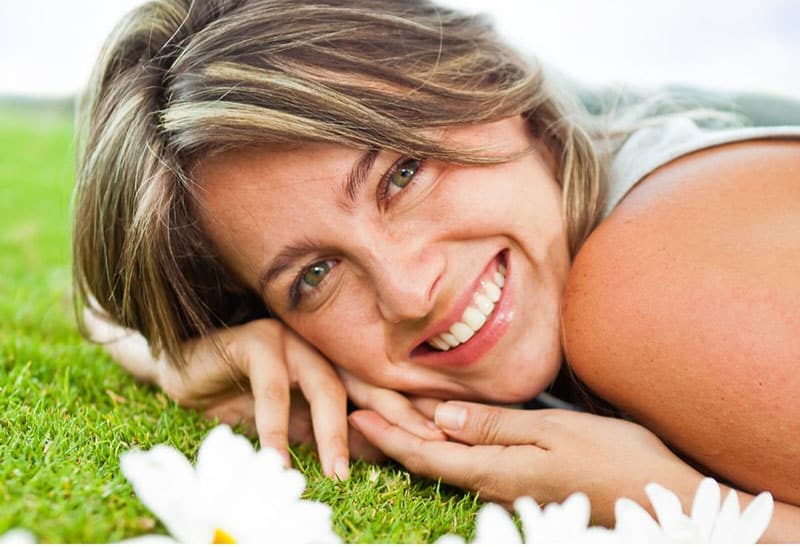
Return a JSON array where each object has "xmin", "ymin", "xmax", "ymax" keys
[{"xmin": 372, "ymin": 243, "xmax": 445, "ymax": 324}]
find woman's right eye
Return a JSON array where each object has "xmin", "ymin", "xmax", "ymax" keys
[
  {"xmin": 302, "ymin": 261, "xmax": 330, "ymax": 287},
  {"xmin": 290, "ymin": 259, "xmax": 336, "ymax": 306}
]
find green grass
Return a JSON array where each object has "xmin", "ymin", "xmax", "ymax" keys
[{"xmin": 0, "ymin": 103, "xmax": 480, "ymax": 543}]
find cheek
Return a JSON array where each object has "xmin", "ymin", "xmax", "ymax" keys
[
  {"xmin": 434, "ymin": 161, "xmax": 560, "ymax": 244},
  {"xmin": 287, "ymin": 291, "xmax": 387, "ymax": 375}
]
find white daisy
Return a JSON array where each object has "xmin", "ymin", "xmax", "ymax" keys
[
  {"xmin": 120, "ymin": 425, "xmax": 340, "ymax": 543},
  {"xmin": 614, "ymin": 477, "xmax": 773, "ymax": 543},
  {"xmin": 437, "ymin": 493, "xmax": 615, "ymax": 543},
  {"xmin": 0, "ymin": 529, "xmax": 36, "ymax": 544}
]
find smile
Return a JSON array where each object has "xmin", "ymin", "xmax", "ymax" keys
[
  {"xmin": 426, "ymin": 262, "xmax": 506, "ymax": 351},
  {"xmin": 410, "ymin": 250, "xmax": 514, "ymax": 367}
]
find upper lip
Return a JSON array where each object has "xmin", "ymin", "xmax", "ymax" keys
[{"xmin": 407, "ymin": 251, "xmax": 503, "ymax": 357}]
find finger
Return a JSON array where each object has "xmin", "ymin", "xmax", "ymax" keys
[
  {"xmin": 339, "ymin": 370, "xmax": 445, "ymax": 440},
  {"xmin": 409, "ymin": 396, "xmax": 442, "ymax": 421},
  {"xmin": 164, "ymin": 333, "xmax": 252, "ymax": 407},
  {"xmin": 248, "ymin": 348, "xmax": 291, "ymax": 466},
  {"xmin": 287, "ymin": 335, "xmax": 350, "ymax": 480},
  {"xmin": 349, "ymin": 410, "xmax": 524, "ymax": 502},
  {"xmin": 434, "ymin": 401, "xmax": 559, "ymax": 447}
]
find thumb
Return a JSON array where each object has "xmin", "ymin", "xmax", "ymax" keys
[{"xmin": 434, "ymin": 401, "xmax": 556, "ymax": 447}]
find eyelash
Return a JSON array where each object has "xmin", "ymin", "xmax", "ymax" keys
[{"xmin": 289, "ymin": 156, "xmax": 424, "ymax": 307}]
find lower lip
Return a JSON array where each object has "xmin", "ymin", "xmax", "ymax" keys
[{"xmin": 411, "ymin": 250, "xmax": 515, "ymax": 368}]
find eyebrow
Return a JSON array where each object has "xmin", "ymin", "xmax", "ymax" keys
[
  {"xmin": 341, "ymin": 149, "xmax": 378, "ymax": 209},
  {"xmin": 257, "ymin": 149, "xmax": 378, "ymax": 295}
]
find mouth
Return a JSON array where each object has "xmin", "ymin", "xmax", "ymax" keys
[{"xmin": 409, "ymin": 249, "xmax": 513, "ymax": 367}]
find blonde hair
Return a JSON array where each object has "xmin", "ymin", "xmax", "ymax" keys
[{"xmin": 73, "ymin": 0, "xmax": 608, "ymax": 367}]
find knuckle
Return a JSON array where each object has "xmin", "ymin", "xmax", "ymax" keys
[
  {"xmin": 258, "ymin": 382, "xmax": 288, "ymax": 405},
  {"xmin": 472, "ymin": 468, "xmax": 503, "ymax": 499},
  {"xmin": 471, "ymin": 447, "xmax": 519, "ymax": 503},
  {"xmin": 400, "ymin": 450, "xmax": 428, "ymax": 475},
  {"xmin": 474, "ymin": 407, "xmax": 503, "ymax": 444},
  {"xmin": 259, "ymin": 431, "xmax": 287, "ymax": 450},
  {"xmin": 323, "ymin": 432, "xmax": 348, "ymax": 452},
  {"xmin": 159, "ymin": 369, "xmax": 188, "ymax": 404},
  {"xmin": 323, "ymin": 380, "xmax": 347, "ymax": 402}
]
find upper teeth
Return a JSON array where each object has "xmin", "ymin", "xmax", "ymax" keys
[{"xmin": 427, "ymin": 263, "xmax": 506, "ymax": 351}]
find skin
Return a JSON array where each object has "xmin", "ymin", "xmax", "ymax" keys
[
  {"xmin": 348, "ymin": 138, "xmax": 800, "ymax": 540},
  {"xmin": 95, "ymin": 118, "xmax": 800, "ymax": 537},
  {"xmin": 561, "ymin": 140, "xmax": 800, "ymax": 504},
  {"xmin": 194, "ymin": 116, "xmax": 570, "ymax": 404}
]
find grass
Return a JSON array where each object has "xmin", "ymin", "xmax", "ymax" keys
[{"xmin": 0, "ymin": 102, "xmax": 480, "ymax": 543}]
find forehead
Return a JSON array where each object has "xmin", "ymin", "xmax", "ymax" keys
[
  {"xmin": 192, "ymin": 142, "xmax": 360, "ymax": 279},
  {"xmin": 196, "ymin": 142, "xmax": 358, "ymax": 196}
]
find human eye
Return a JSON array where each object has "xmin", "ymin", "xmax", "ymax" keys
[
  {"xmin": 289, "ymin": 258, "xmax": 337, "ymax": 307},
  {"xmin": 378, "ymin": 157, "xmax": 423, "ymax": 205}
]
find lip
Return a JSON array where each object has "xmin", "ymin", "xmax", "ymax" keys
[{"xmin": 409, "ymin": 249, "xmax": 514, "ymax": 368}]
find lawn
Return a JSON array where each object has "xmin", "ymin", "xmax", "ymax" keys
[{"xmin": 0, "ymin": 102, "xmax": 479, "ymax": 543}]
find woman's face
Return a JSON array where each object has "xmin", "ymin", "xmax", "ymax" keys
[{"xmin": 196, "ymin": 116, "xmax": 570, "ymax": 403}]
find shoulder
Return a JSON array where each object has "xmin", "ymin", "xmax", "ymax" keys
[
  {"xmin": 564, "ymin": 139, "xmax": 800, "ymax": 353},
  {"xmin": 561, "ymin": 139, "xmax": 800, "ymax": 499}
]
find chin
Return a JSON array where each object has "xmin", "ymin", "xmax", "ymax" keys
[{"xmin": 484, "ymin": 354, "xmax": 563, "ymax": 404}]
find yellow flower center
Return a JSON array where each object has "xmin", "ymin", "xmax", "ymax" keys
[{"xmin": 213, "ymin": 528, "xmax": 236, "ymax": 543}]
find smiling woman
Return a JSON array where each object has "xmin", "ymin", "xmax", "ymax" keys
[
  {"xmin": 72, "ymin": 0, "xmax": 800, "ymax": 540},
  {"xmin": 194, "ymin": 119, "xmax": 568, "ymax": 403}
]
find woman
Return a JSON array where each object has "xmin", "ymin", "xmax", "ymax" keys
[{"xmin": 73, "ymin": 0, "xmax": 800, "ymax": 538}]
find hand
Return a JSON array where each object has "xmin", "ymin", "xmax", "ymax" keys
[
  {"xmin": 349, "ymin": 401, "xmax": 703, "ymax": 527},
  {"xmin": 84, "ymin": 307, "xmax": 443, "ymax": 477}
]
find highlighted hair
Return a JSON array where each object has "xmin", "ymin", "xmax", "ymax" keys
[{"xmin": 73, "ymin": 0, "xmax": 608, "ymax": 366}]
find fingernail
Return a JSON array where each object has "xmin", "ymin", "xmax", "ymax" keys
[
  {"xmin": 280, "ymin": 449, "xmax": 292, "ymax": 468},
  {"xmin": 333, "ymin": 457, "xmax": 350, "ymax": 481},
  {"xmin": 435, "ymin": 403, "xmax": 466, "ymax": 430}
]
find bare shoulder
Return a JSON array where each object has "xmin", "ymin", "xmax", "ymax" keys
[{"xmin": 562, "ymin": 139, "xmax": 800, "ymax": 501}]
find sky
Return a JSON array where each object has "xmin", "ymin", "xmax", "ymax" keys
[{"xmin": 1, "ymin": 0, "xmax": 797, "ymax": 99}]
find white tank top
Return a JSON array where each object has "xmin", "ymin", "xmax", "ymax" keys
[{"xmin": 605, "ymin": 120, "xmax": 800, "ymax": 217}]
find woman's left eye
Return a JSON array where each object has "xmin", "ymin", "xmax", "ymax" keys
[{"xmin": 381, "ymin": 158, "xmax": 422, "ymax": 202}]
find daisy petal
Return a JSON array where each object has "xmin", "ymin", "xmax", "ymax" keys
[
  {"xmin": 559, "ymin": 492, "xmax": 591, "ymax": 531},
  {"xmin": 645, "ymin": 482, "xmax": 688, "ymax": 533},
  {"xmin": 0, "ymin": 529, "xmax": 36, "ymax": 544},
  {"xmin": 614, "ymin": 497, "xmax": 665, "ymax": 543},
  {"xmin": 513, "ymin": 497, "xmax": 542, "ymax": 542},
  {"xmin": 709, "ymin": 489, "xmax": 741, "ymax": 542},
  {"xmin": 195, "ymin": 425, "xmax": 257, "ymax": 492},
  {"xmin": 736, "ymin": 492, "xmax": 773, "ymax": 544},
  {"xmin": 120, "ymin": 445, "xmax": 211, "ymax": 543},
  {"xmin": 690, "ymin": 477, "xmax": 720, "ymax": 540},
  {"xmin": 472, "ymin": 504, "xmax": 522, "ymax": 544}
]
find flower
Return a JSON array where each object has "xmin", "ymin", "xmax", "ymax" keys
[
  {"xmin": 437, "ymin": 478, "xmax": 773, "ymax": 544},
  {"xmin": 614, "ymin": 478, "xmax": 773, "ymax": 543},
  {"xmin": 120, "ymin": 425, "xmax": 340, "ymax": 543},
  {"xmin": 436, "ymin": 493, "xmax": 615, "ymax": 543},
  {"xmin": 0, "ymin": 530, "xmax": 36, "ymax": 544}
]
